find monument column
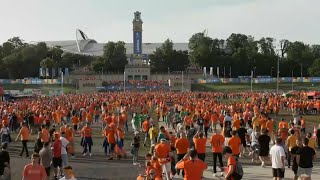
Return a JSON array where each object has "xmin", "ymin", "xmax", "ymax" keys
[{"xmin": 133, "ymin": 11, "xmax": 143, "ymax": 55}]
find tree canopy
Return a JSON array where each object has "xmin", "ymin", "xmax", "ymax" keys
[{"xmin": 1, "ymin": 33, "xmax": 320, "ymax": 78}]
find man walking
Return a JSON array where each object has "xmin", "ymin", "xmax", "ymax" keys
[
  {"xmin": 60, "ymin": 132, "xmax": 70, "ymax": 167},
  {"xmin": 39, "ymin": 142, "xmax": 52, "ymax": 178},
  {"xmin": 15, "ymin": 122, "xmax": 30, "ymax": 158},
  {"xmin": 210, "ymin": 129, "xmax": 224, "ymax": 177},
  {"xmin": 296, "ymin": 138, "xmax": 316, "ymax": 180},
  {"xmin": 270, "ymin": 138, "xmax": 286, "ymax": 180},
  {"xmin": 175, "ymin": 132, "xmax": 189, "ymax": 176}
]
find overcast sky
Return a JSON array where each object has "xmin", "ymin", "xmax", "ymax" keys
[{"xmin": 0, "ymin": 0, "xmax": 319, "ymax": 44}]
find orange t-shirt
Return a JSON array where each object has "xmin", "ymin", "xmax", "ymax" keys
[
  {"xmin": 23, "ymin": 164, "xmax": 47, "ymax": 180},
  {"xmin": 106, "ymin": 129, "xmax": 116, "ymax": 144},
  {"xmin": 20, "ymin": 126, "xmax": 29, "ymax": 140},
  {"xmin": 266, "ymin": 120, "xmax": 274, "ymax": 133},
  {"xmin": 193, "ymin": 138, "xmax": 207, "ymax": 154},
  {"xmin": 41, "ymin": 128, "xmax": 50, "ymax": 143},
  {"xmin": 225, "ymin": 156, "xmax": 237, "ymax": 180},
  {"xmin": 72, "ymin": 116, "xmax": 79, "ymax": 125},
  {"xmin": 142, "ymin": 121, "xmax": 150, "ymax": 133},
  {"xmin": 175, "ymin": 138, "xmax": 190, "ymax": 154},
  {"xmin": 210, "ymin": 134, "xmax": 225, "ymax": 153},
  {"xmin": 233, "ymin": 119, "xmax": 241, "ymax": 130},
  {"xmin": 81, "ymin": 127, "xmax": 92, "ymax": 137},
  {"xmin": 176, "ymin": 159, "xmax": 207, "ymax": 180},
  {"xmin": 228, "ymin": 136, "xmax": 241, "ymax": 155},
  {"xmin": 155, "ymin": 143, "xmax": 171, "ymax": 159}
]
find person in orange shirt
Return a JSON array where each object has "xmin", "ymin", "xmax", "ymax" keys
[
  {"xmin": 81, "ymin": 123, "xmax": 93, "ymax": 156},
  {"xmin": 193, "ymin": 131, "xmax": 207, "ymax": 162},
  {"xmin": 228, "ymin": 130, "xmax": 241, "ymax": 157},
  {"xmin": 142, "ymin": 119, "xmax": 150, "ymax": 147},
  {"xmin": 41, "ymin": 125, "xmax": 50, "ymax": 143},
  {"xmin": 266, "ymin": 117, "xmax": 275, "ymax": 144},
  {"xmin": 104, "ymin": 123, "xmax": 117, "ymax": 160},
  {"xmin": 210, "ymin": 129, "xmax": 225, "ymax": 177},
  {"xmin": 71, "ymin": 115, "xmax": 79, "ymax": 132},
  {"xmin": 222, "ymin": 146, "xmax": 237, "ymax": 180},
  {"xmin": 150, "ymin": 157, "xmax": 162, "ymax": 179},
  {"xmin": 16, "ymin": 122, "xmax": 30, "ymax": 157},
  {"xmin": 233, "ymin": 118, "xmax": 241, "ymax": 131},
  {"xmin": 175, "ymin": 132, "xmax": 190, "ymax": 176},
  {"xmin": 211, "ymin": 112, "xmax": 218, "ymax": 130},
  {"xmin": 175, "ymin": 149, "xmax": 208, "ymax": 180},
  {"xmin": 22, "ymin": 153, "xmax": 47, "ymax": 180},
  {"xmin": 154, "ymin": 139, "xmax": 171, "ymax": 179}
]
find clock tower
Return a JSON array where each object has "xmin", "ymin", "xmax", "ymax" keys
[
  {"xmin": 133, "ymin": 11, "xmax": 143, "ymax": 55},
  {"xmin": 125, "ymin": 11, "xmax": 150, "ymax": 81}
]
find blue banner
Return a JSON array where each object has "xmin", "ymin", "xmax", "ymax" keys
[{"xmin": 133, "ymin": 31, "xmax": 142, "ymax": 54}]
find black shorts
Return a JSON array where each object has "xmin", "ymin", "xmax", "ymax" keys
[
  {"xmin": 45, "ymin": 167, "xmax": 50, "ymax": 177},
  {"xmin": 272, "ymin": 168, "xmax": 285, "ymax": 178},
  {"xmin": 109, "ymin": 143, "xmax": 115, "ymax": 153},
  {"xmin": 52, "ymin": 157, "xmax": 62, "ymax": 168},
  {"xmin": 73, "ymin": 125, "xmax": 78, "ymax": 131}
]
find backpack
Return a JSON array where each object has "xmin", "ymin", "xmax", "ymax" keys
[{"xmin": 233, "ymin": 157, "xmax": 243, "ymax": 180}]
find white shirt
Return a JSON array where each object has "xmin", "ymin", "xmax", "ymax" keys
[
  {"xmin": 60, "ymin": 137, "xmax": 69, "ymax": 155},
  {"xmin": 269, "ymin": 144, "xmax": 285, "ymax": 168},
  {"xmin": 59, "ymin": 177, "xmax": 77, "ymax": 180},
  {"xmin": 0, "ymin": 127, "xmax": 10, "ymax": 135},
  {"xmin": 224, "ymin": 115, "xmax": 232, "ymax": 122}
]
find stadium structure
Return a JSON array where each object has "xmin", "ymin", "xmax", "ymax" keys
[{"xmin": 43, "ymin": 30, "xmax": 189, "ymax": 57}]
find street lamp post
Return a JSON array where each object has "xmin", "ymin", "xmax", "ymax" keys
[
  {"xmin": 253, "ymin": 67, "xmax": 256, "ymax": 78},
  {"xmin": 181, "ymin": 71, "xmax": 184, "ymax": 92},
  {"xmin": 123, "ymin": 71, "xmax": 126, "ymax": 92},
  {"xmin": 61, "ymin": 71, "xmax": 64, "ymax": 95},
  {"xmin": 277, "ymin": 54, "xmax": 280, "ymax": 94},
  {"xmin": 101, "ymin": 67, "xmax": 104, "ymax": 80},
  {"xmin": 271, "ymin": 67, "xmax": 274, "ymax": 78}
]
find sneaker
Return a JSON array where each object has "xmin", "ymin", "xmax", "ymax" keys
[
  {"xmin": 248, "ymin": 152, "xmax": 253, "ymax": 156},
  {"xmin": 213, "ymin": 173, "xmax": 216, "ymax": 177},
  {"xmin": 133, "ymin": 162, "xmax": 138, "ymax": 165},
  {"xmin": 89, "ymin": 153, "xmax": 92, "ymax": 157},
  {"xmin": 83, "ymin": 153, "xmax": 87, "ymax": 156},
  {"xmin": 251, "ymin": 159, "xmax": 254, "ymax": 162},
  {"xmin": 261, "ymin": 161, "xmax": 265, "ymax": 168},
  {"xmin": 220, "ymin": 172, "xmax": 224, "ymax": 177}
]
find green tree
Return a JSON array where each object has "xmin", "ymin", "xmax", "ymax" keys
[
  {"xmin": 3, "ymin": 53, "xmax": 24, "ymax": 78},
  {"xmin": 47, "ymin": 46, "xmax": 63, "ymax": 63},
  {"xmin": 7, "ymin": 37, "xmax": 26, "ymax": 48},
  {"xmin": 149, "ymin": 39, "xmax": 189, "ymax": 72},
  {"xmin": 188, "ymin": 32, "xmax": 213, "ymax": 67},
  {"xmin": 91, "ymin": 57, "xmax": 105, "ymax": 72},
  {"xmin": 308, "ymin": 58, "xmax": 320, "ymax": 76},
  {"xmin": 2, "ymin": 42, "xmax": 14, "ymax": 57},
  {"xmin": 103, "ymin": 41, "xmax": 127, "ymax": 72},
  {"xmin": 40, "ymin": 57, "xmax": 55, "ymax": 68}
]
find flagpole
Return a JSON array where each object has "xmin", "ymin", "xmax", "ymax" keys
[
  {"xmin": 124, "ymin": 71, "xmax": 126, "ymax": 92},
  {"xmin": 61, "ymin": 71, "xmax": 64, "ymax": 95}
]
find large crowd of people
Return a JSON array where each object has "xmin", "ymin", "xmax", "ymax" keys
[{"xmin": 0, "ymin": 91, "xmax": 319, "ymax": 180}]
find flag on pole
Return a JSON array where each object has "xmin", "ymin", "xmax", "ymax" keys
[
  {"xmin": 203, "ymin": 67, "xmax": 206, "ymax": 76},
  {"xmin": 39, "ymin": 68, "xmax": 43, "ymax": 77},
  {"xmin": 210, "ymin": 67, "xmax": 213, "ymax": 76},
  {"xmin": 46, "ymin": 68, "xmax": 49, "ymax": 77},
  {"xmin": 65, "ymin": 68, "xmax": 69, "ymax": 76}
]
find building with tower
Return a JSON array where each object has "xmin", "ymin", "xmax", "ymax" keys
[{"xmin": 124, "ymin": 11, "xmax": 150, "ymax": 81}]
